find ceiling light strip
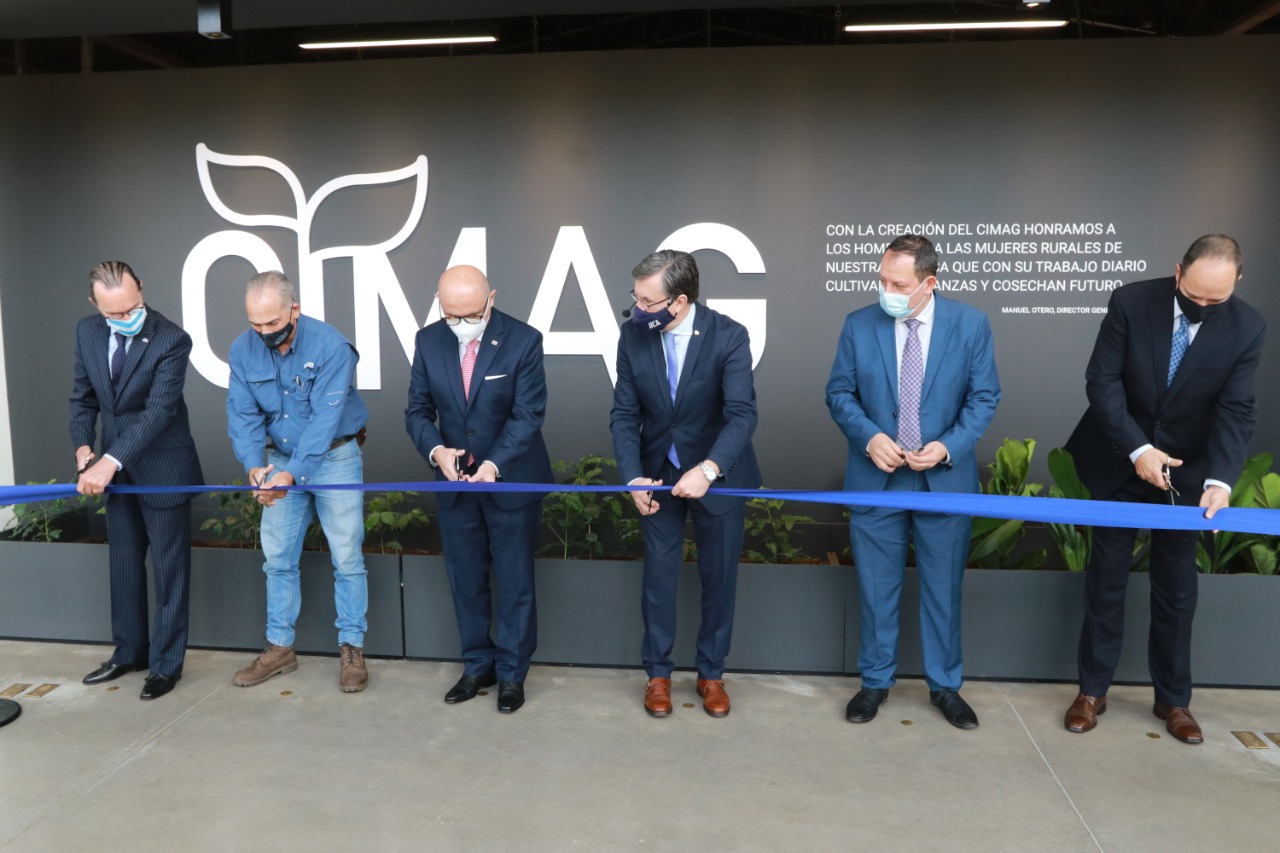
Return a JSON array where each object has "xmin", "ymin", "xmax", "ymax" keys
[
  {"xmin": 299, "ymin": 36, "xmax": 496, "ymax": 50},
  {"xmin": 844, "ymin": 20, "xmax": 1069, "ymax": 33}
]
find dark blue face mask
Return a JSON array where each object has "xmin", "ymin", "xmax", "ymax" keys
[{"xmin": 630, "ymin": 300, "xmax": 677, "ymax": 332}]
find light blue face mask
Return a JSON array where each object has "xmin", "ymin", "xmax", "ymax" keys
[
  {"xmin": 878, "ymin": 279, "xmax": 928, "ymax": 319},
  {"xmin": 106, "ymin": 306, "xmax": 146, "ymax": 337}
]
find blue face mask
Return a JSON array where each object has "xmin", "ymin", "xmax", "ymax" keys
[
  {"xmin": 630, "ymin": 301, "xmax": 678, "ymax": 332},
  {"xmin": 878, "ymin": 279, "xmax": 928, "ymax": 319},
  {"xmin": 105, "ymin": 306, "xmax": 146, "ymax": 337}
]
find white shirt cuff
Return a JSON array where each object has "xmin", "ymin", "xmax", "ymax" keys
[
  {"xmin": 1204, "ymin": 479, "xmax": 1231, "ymax": 493},
  {"xmin": 1129, "ymin": 444, "xmax": 1155, "ymax": 464},
  {"xmin": 103, "ymin": 454, "xmax": 123, "ymax": 472},
  {"xmin": 428, "ymin": 445, "xmax": 444, "ymax": 467}
]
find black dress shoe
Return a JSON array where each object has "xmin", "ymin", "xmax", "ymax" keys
[
  {"xmin": 845, "ymin": 688, "xmax": 889, "ymax": 723},
  {"xmin": 140, "ymin": 674, "xmax": 180, "ymax": 700},
  {"xmin": 444, "ymin": 671, "xmax": 497, "ymax": 704},
  {"xmin": 83, "ymin": 661, "xmax": 146, "ymax": 685},
  {"xmin": 496, "ymin": 681, "xmax": 525, "ymax": 714},
  {"xmin": 930, "ymin": 690, "xmax": 979, "ymax": 729}
]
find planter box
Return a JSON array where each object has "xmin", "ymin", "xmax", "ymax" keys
[
  {"xmin": 4, "ymin": 542, "xmax": 1277, "ymax": 687},
  {"xmin": 402, "ymin": 557, "xmax": 848, "ymax": 673},
  {"xmin": 187, "ymin": 548, "xmax": 403, "ymax": 656},
  {"xmin": 0, "ymin": 541, "xmax": 112, "ymax": 642}
]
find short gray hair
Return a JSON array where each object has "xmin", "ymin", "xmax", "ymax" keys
[
  {"xmin": 88, "ymin": 260, "xmax": 139, "ymax": 298},
  {"xmin": 246, "ymin": 270, "xmax": 297, "ymax": 306},
  {"xmin": 631, "ymin": 250, "xmax": 699, "ymax": 302}
]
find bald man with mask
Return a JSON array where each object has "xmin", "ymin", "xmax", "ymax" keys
[{"xmin": 406, "ymin": 266, "xmax": 553, "ymax": 713}]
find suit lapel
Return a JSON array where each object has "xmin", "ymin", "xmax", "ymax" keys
[
  {"xmin": 876, "ymin": 313, "xmax": 899, "ymax": 403},
  {"xmin": 1166, "ymin": 308, "xmax": 1227, "ymax": 405},
  {"xmin": 647, "ymin": 326, "xmax": 671, "ymax": 414},
  {"xmin": 672, "ymin": 307, "xmax": 710, "ymax": 412},
  {"xmin": 921, "ymin": 295, "xmax": 954, "ymax": 402},
  {"xmin": 114, "ymin": 308, "xmax": 157, "ymax": 393},
  {"xmin": 438, "ymin": 326, "xmax": 467, "ymax": 414},
  {"xmin": 465, "ymin": 311, "xmax": 504, "ymax": 413},
  {"xmin": 1151, "ymin": 283, "xmax": 1175, "ymax": 401},
  {"xmin": 86, "ymin": 320, "xmax": 116, "ymax": 408}
]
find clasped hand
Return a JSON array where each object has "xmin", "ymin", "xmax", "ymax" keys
[
  {"xmin": 868, "ymin": 434, "xmax": 948, "ymax": 473},
  {"xmin": 74, "ymin": 446, "xmax": 115, "ymax": 496},
  {"xmin": 249, "ymin": 464, "xmax": 294, "ymax": 507}
]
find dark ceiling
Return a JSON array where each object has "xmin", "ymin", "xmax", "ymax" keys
[{"xmin": 2, "ymin": 1, "xmax": 1277, "ymax": 75}]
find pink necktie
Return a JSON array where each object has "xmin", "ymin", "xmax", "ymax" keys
[{"xmin": 461, "ymin": 338, "xmax": 479, "ymax": 400}]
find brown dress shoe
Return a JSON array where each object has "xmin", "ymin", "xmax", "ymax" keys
[
  {"xmin": 644, "ymin": 677, "xmax": 672, "ymax": 717},
  {"xmin": 339, "ymin": 643, "xmax": 367, "ymax": 693},
  {"xmin": 1154, "ymin": 703, "xmax": 1203, "ymax": 744},
  {"xmin": 1064, "ymin": 693, "xmax": 1107, "ymax": 733},
  {"xmin": 696, "ymin": 679, "xmax": 731, "ymax": 718}
]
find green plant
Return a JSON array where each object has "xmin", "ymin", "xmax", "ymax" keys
[
  {"xmin": 743, "ymin": 498, "xmax": 815, "ymax": 564},
  {"xmin": 1195, "ymin": 452, "xmax": 1271, "ymax": 574},
  {"xmin": 364, "ymin": 491, "xmax": 429, "ymax": 553},
  {"xmin": 3, "ymin": 480, "xmax": 92, "ymax": 542},
  {"xmin": 541, "ymin": 455, "xmax": 618, "ymax": 559},
  {"xmin": 1045, "ymin": 447, "xmax": 1092, "ymax": 572},
  {"xmin": 199, "ymin": 482, "xmax": 263, "ymax": 549},
  {"xmin": 969, "ymin": 438, "xmax": 1046, "ymax": 569}
]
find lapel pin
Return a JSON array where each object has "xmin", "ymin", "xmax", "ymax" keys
[
  {"xmin": 490, "ymin": 340, "xmax": 499, "ymax": 346},
  {"xmin": 693, "ymin": 330, "xmax": 700, "ymax": 336},
  {"xmin": 141, "ymin": 338, "xmax": 149, "ymax": 344}
]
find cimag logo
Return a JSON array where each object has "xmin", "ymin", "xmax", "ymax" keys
[{"xmin": 182, "ymin": 143, "xmax": 767, "ymax": 390}]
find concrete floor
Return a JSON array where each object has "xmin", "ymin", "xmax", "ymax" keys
[{"xmin": 1, "ymin": 640, "xmax": 1278, "ymax": 852}]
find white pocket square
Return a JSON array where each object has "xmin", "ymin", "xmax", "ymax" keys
[{"xmin": 484, "ymin": 374, "xmax": 508, "ymax": 380}]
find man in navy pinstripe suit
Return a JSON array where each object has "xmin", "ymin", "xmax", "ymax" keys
[{"xmin": 70, "ymin": 261, "xmax": 204, "ymax": 701}]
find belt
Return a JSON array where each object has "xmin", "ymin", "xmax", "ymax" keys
[{"xmin": 267, "ymin": 426, "xmax": 367, "ymax": 453}]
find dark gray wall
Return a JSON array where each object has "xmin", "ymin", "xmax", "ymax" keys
[{"xmin": 1, "ymin": 38, "xmax": 1278, "ymax": 510}]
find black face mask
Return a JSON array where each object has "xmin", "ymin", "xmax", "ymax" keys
[
  {"xmin": 1175, "ymin": 286, "xmax": 1226, "ymax": 325},
  {"xmin": 258, "ymin": 321, "xmax": 294, "ymax": 349}
]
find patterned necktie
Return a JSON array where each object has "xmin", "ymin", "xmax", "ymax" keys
[
  {"xmin": 110, "ymin": 332, "xmax": 127, "ymax": 384},
  {"xmin": 1168, "ymin": 313, "xmax": 1190, "ymax": 386},
  {"xmin": 664, "ymin": 332, "xmax": 681, "ymax": 468},
  {"xmin": 461, "ymin": 338, "xmax": 479, "ymax": 400},
  {"xmin": 898, "ymin": 319, "xmax": 924, "ymax": 451}
]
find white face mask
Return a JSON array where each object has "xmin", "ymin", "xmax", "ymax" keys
[
  {"xmin": 448, "ymin": 297, "xmax": 491, "ymax": 344},
  {"xmin": 878, "ymin": 278, "xmax": 929, "ymax": 319}
]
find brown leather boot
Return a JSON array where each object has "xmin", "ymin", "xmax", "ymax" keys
[
  {"xmin": 644, "ymin": 677, "xmax": 672, "ymax": 717},
  {"xmin": 697, "ymin": 679, "xmax": 731, "ymax": 718},
  {"xmin": 339, "ymin": 644, "xmax": 367, "ymax": 693},
  {"xmin": 233, "ymin": 643, "xmax": 298, "ymax": 687}
]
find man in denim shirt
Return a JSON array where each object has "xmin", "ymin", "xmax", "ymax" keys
[{"xmin": 225, "ymin": 270, "xmax": 371, "ymax": 692}]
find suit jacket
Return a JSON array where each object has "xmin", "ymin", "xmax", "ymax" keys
[
  {"xmin": 825, "ymin": 294, "xmax": 1001, "ymax": 494},
  {"xmin": 405, "ymin": 309, "xmax": 553, "ymax": 510},
  {"xmin": 610, "ymin": 304, "xmax": 762, "ymax": 516},
  {"xmin": 68, "ymin": 306, "xmax": 204, "ymax": 508},
  {"xmin": 1065, "ymin": 277, "xmax": 1266, "ymax": 500}
]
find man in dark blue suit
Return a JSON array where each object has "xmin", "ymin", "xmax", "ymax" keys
[
  {"xmin": 1063, "ymin": 234, "xmax": 1265, "ymax": 744},
  {"xmin": 70, "ymin": 261, "xmax": 204, "ymax": 701},
  {"xmin": 610, "ymin": 249, "xmax": 761, "ymax": 718},
  {"xmin": 826, "ymin": 234, "xmax": 999, "ymax": 729},
  {"xmin": 406, "ymin": 265, "xmax": 553, "ymax": 713}
]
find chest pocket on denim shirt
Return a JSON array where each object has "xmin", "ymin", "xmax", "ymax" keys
[
  {"xmin": 246, "ymin": 370, "xmax": 281, "ymax": 417},
  {"xmin": 293, "ymin": 365, "xmax": 318, "ymax": 419}
]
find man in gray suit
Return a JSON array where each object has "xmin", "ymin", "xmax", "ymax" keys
[{"xmin": 70, "ymin": 260, "xmax": 204, "ymax": 700}]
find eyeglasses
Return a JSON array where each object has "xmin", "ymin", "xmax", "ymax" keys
[
  {"xmin": 101, "ymin": 304, "xmax": 143, "ymax": 322},
  {"xmin": 442, "ymin": 295, "xmax": 491, "ymax": 326},
  {"xmin": 629, "ymin": 291, "xmax": 675, "ymax": 311}
]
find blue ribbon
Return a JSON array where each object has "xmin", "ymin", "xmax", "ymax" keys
[{"xmin": 3, "ymin": 481, "xmax": 1276, "ymax": 535}]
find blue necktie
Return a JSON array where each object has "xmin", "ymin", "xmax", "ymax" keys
[
  {"xmin": 110, "ymin": 332, "xmax": 127, "ymax": 384},
  {"xmin": 898, "ymin": 319, "xmax": 923, "ymax": 451},
  {"xmin": 1168, "ymin": 314, "xmax": 1190, "ymax": 386},
  {"xmin": 664, "ymin": 332, "xmax": 681, "ymax": 468}
]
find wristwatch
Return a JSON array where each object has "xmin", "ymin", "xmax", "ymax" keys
[{"xmin": 697, "ymin": 462, "xmax": 718, "ymax": 483}]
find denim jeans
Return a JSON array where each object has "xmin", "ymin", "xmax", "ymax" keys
[{"xmin": 261, "ymin": 439, "xmax": 367, "ymax": 648}]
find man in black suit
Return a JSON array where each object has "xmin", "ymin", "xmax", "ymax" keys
[
  {"xmin": 1063, "ymin": 234, "xmax": 1265, "ymax": 743},
  {"xmin": 610, "ymin": 249, "xmax": 761, "ymax": 718},
  {"xmin": 405, "ymin": 265, "xmax": 554, "ymax": 714},
  {"xmin": 70, "ymin": 261, "xmax": 204, "ymax": 700}
]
